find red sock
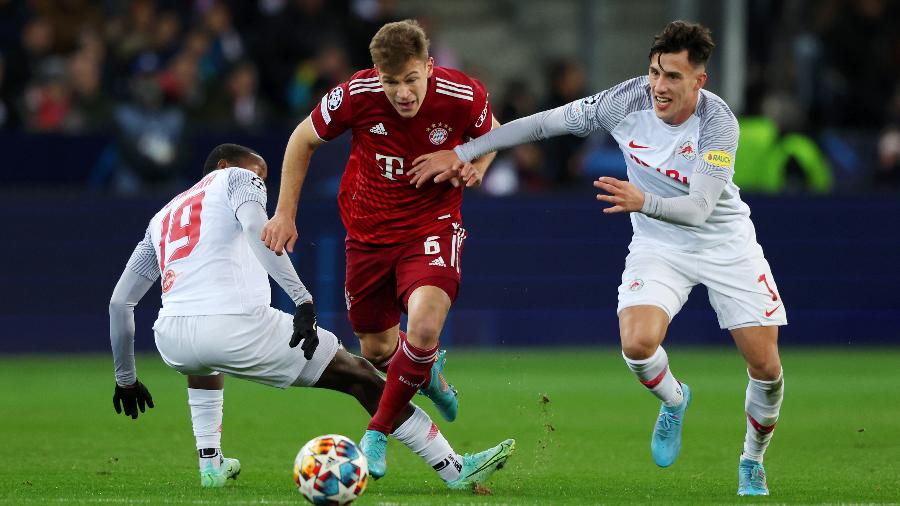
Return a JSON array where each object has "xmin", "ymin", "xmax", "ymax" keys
[
  {"xmin": 367, "ymin": 333, "xmax": 437, "ymax": 434},
  {"xmin": 372, "ymin": 331, "xmax": 404, "ymax": 373}
]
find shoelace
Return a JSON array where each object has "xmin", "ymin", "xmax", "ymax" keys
[{"xmin": 656, "ymin": 412, "xmax": 680, "ymax": 435}]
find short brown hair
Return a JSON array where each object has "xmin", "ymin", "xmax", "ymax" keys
[
  {"xmin": 369, "ymin": 19, "xmax": 430, "ymax": 73},
  {"xmin": 649, "ymin": 21, "xmax": 715, "ymax": 67}
]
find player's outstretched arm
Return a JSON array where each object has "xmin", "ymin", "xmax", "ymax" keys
[
  {"xmin": 109, "ymin": 266, "xmax": 156, "ymax": 420},
  {"xmin": 410, "ymin": 116, "xmax": 502, "ymax": 188},
  {"xmin": 238, "ymin": 202, "xmax": 319, "ymax": 359},
  {"xmin": 594, "ymin": 172, "xmax": 726, "ymax": 226},
  {"xmin": 262, "ymin": 117, "xmax": 324, "ymax": 255},
  {"xmin": 459, "ymin": 115, "xmax": 501, "ymax": 188}
]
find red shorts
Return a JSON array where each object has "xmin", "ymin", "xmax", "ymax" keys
[{"xmin": 344, "ymin": 223, "xmax": 467, "ymax": 333}]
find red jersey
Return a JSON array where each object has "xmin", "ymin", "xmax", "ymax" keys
[{"xmin": 309, "ymin": 67, "xmax": 493, "ymax": 245}]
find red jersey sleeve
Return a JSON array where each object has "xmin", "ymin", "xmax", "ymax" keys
[
  {"xmin": 309, "ymin": 83, "xmax": 353, "ymax": 141},
  {"xmin": 464, "ymin": 78, "xmax": 493, "ymax": 140}
]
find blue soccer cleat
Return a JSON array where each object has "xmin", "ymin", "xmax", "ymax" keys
[
  {"xmin": 446, "ymin": 439, "xmax": 515, "ymax": 490},
  {"xmin": 199, "ymin": 456, "xmax": 241, "ymax": 488},
  {"xmin": 419, "ymin": 350, "xmax": 459, "ymax": 422},
  {"xmin": 738, "ymin": 457, "xmax": 769, "ymax": 496},
  {"xmin": 651, "ymin": 383, "xmax": 691, "ymax": 467},
  {"xmin": 359, "ymin": 429, "xmax": 388, "ymax": 480}
]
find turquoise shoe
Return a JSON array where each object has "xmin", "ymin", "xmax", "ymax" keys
[
  {"xmin": 738, "ymin": 457, "xmax": 769, "ymax": 496},
  {"xmin": 651, "ymin": 383, "xmax": 691, "ymax": 467},
  {"xmin": 446, "ymin": 439, "xmax": 515, "ymax": 490},
  {"xmin": 199, "ymin": 456, "xmax": 241, "ymax": 488},
  {"xmin": 359, "ymin": 429, "xmax": 388, "ymax": 479},
  {"xmin": 419, "ymin": 350, "xmax": 459, "ymax": 422}
]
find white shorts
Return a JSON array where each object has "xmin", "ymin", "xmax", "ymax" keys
[
  {"xmin": 617, "ymin": 234, "xmax": 788, "ymax": 330},
  {"xmin": 153, "ymin": 306, "xmax": 340, "ymax": 388}
]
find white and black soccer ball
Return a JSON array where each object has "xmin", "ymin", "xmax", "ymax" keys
[{"xmin": 293, "ymin": 434, "xmax": 369, "ymax": 505}]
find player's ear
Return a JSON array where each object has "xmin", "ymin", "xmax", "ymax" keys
[
  {"xmin": 216, "ymin": 158, "xmax": 229, "ymax": 170},
  {"xmin": 426, "ymin": 57, "xmax": 434, "ymax": 77},
  {"xmin": 695, "ymin": 69, "xmax": 707, "ymax": 91}
]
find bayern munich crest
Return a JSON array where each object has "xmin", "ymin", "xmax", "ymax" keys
[{"xmin": 426, "ymin": 122, "xmax": 452, "ymax": 145}]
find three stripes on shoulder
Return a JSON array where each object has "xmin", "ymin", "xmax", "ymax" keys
[{"xmin": 349, "ymin": 76, "xmax": 474, "ymax": 101}]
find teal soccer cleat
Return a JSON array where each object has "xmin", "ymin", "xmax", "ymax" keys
[
  {"xmin": 199, "ymin": 456, "xmax": 241, "ymax": 488},
  {"xmin": 738, "ymin": 457, "xmax": 769, "ymax": 496},
  {"xmin": 419, "ymin": 350, "xmax": 459, "ymax": 422},
  {"xmin": 446, "ymin": 439, "xmax": 515, "ymax": 490},
  {"xmin": 651, "ymin": 383, "xmax": 691, "ymax": 467},
  {"xmin": 359, "ymin": 429, "xmax": 388, "ymax": 479}
]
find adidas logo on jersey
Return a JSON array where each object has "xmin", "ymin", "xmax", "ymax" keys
[
  {"xmin": 429, "ymin": 257, "xmax": 446, "ymax": 267},
  {"xmin": 370, "ymin": 123, "xmax": 388, "ymax": 135}
]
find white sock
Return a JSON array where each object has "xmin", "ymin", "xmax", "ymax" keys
[
  {"xmin": 742, "ymin": 370, "xmax": 784, "ymax": 463},
  {"xmin": 623, "ymin": 346, "xmax": 684, "ymax": 407},
  {"xmin": 188, "ymin": 388, "xmax": 223, "ymax": 470},
  {"xmin": 391, "ymin": 405, "xmax": 462, "ymax": 482}
]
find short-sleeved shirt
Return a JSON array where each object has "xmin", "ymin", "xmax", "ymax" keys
[
  {"xmin": 126, "ymin": 167, "xmax": 271, "ymax": 316},
  {"xmin": 309, "ymin": 66, "xmax": 493, "ymax": 245},
  {"xmin": 563, "ymin": 76, "xmax": 751, "ymax": 250}
]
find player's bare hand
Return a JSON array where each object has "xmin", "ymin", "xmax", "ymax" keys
[
  {"xmin": 113, "ymin": 380, "xmax": 154, "ymax": 420},
  {"xmin": 410, "ymin": 150, "xmax": 466, "ymax": 188},
  {"xmin": 458, "ymin": 163, "xmax": 484, "ymax": 187},
  {"xmin": 594, "ymin": 177, "xmax": 645, "ymax": 214},
  {"xmin": 261, "ymin": 213, "xmax": 298, "ymax": 256}
]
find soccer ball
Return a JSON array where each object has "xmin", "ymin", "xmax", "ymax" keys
[{"xmin": 293, "ymin": 434, "xmax": 369, "ymax": 505}]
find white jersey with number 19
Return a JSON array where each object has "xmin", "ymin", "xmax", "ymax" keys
[{"xmin": 125, "ymin": 167, "xmax": 271, "ymax": 316}]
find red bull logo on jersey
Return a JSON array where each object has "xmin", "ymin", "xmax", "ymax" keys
[
  {"xmin": 678, "ymin": 140, "xmax": 696, "ymax": 161},
  {"xmin": 162, "ymin": 269, "xmax": 177, "ymax": 293},
  {"xmin": 426, "ymin": 122, "xmax": 452, "ymax": 145}
]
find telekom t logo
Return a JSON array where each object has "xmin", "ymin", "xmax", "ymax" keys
[{"xmin": 376, "ymin": 153, "xmax": 405, "ymax": 180}]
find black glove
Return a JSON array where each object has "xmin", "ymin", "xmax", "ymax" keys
[
  {"xmin": 291, "ymin": 301, "xmax": 319, "ymax": 359},
  {"xmin": 113, "ymin": 380, "xmax": 154, "ymax": 420}
]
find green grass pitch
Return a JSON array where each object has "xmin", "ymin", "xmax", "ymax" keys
[{"xmin": 2, "ymin": 348, "xmax": 898, "ymax": 505}]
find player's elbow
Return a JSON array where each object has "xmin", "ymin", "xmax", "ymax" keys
[
  {"xmin": 680, "ymin": 214, "xmax": 708, "ymax": 227},
  {"xmin": 109, "ymin": 299, "xmax": 129, "ymax": 317}
]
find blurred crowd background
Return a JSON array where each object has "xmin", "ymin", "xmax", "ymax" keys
[
  {"xmin": 3, "ymin": 0, "xmax": 898, "ymax": 352},
  {"xmin": 1, "ymin": 0, "xmax": 899, "ymax": 195}
]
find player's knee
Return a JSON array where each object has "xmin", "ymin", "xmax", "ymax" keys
[
  {"xmin": 620, "ymin": 330, "xmax": 659, "ymax": 360},
  {"xmin": 406, "ymin": 320, "xmax": 442, "ymax": 348},
  {"xmin": 748, "ymin": 361, "xmax": 782, "ymax": 381}
]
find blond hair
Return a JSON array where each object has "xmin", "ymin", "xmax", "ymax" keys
[{"xmin": 369, "ymin": 19, "xmax": 430, "ymax": 73}]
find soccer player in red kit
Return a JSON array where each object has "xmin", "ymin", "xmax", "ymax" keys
[{"xmin": 261, "ymin": 20, "xmax": 509, "ymax": 479}]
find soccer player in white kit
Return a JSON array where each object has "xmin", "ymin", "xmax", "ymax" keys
[
  {"xmin": 108, "ymin": 144, "xmax": 513, "ymax": 490},
  {"xmin": 410, "ymin": 21, "xmax": 785, "ymax": 497}
]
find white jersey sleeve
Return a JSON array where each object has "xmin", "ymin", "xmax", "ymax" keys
[
  {"xmin": 694, "ymin": 96, "xmax": 739, "ymax": 183},
  {"xmin": 125, "ymin": 228, "xmax": 161, "ymax": 281},
  {"xmin": 453, "ymin": 77, "xmax": 650, "ymax": 161},
  {"xmin": 561, "ymin": 76, "xmax": 652, "ymax": 137},
  {"xmin": 227, "ymin": 168, "xmax": 267, "ymax": 214}
]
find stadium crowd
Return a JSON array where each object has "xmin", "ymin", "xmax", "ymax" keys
[{"xmin": 0, "ymin": 0, "xmax": 898, "ymax": 192}]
